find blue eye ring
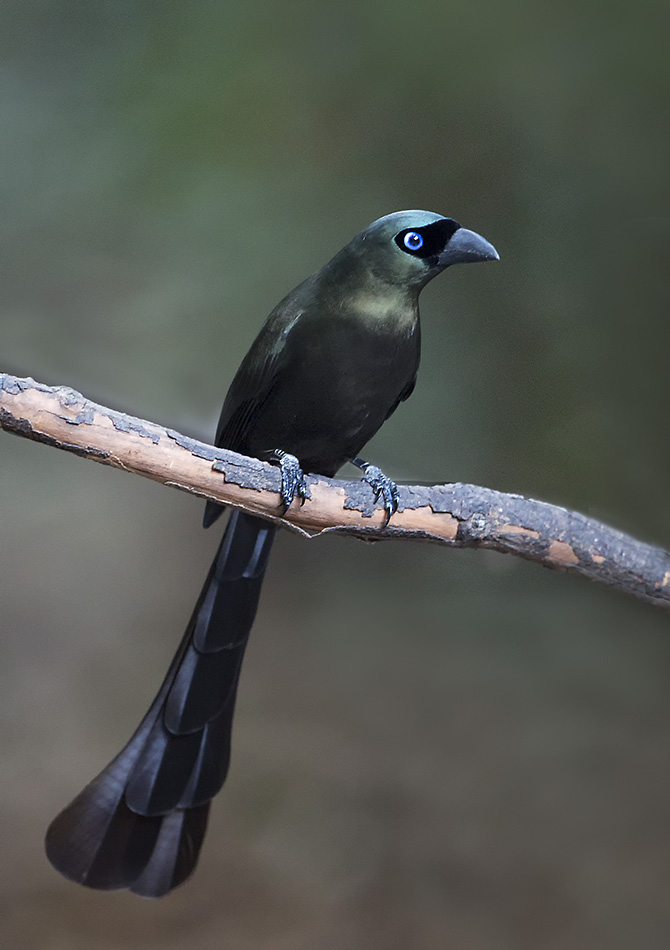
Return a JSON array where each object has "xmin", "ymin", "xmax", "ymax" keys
[{"xmin": 403, "ymin": 231, "xmax": 423, "ymax": 251}]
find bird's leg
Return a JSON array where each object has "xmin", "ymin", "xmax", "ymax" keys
[
  {"xmin": 268, "ymin": 450, "xmax": 308, "ymax": 511},
  {"xmin": 350, "ymin": 456, "xmax": 399, "ymax": 526}
]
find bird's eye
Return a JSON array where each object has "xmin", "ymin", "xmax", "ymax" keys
[{"xmin": 403, "ymin": 231, "xmax": 423, "ymax": 251}]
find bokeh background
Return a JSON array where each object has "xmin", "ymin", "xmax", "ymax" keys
[{"xmin": 1, "ymin": 2, "xmax": 669, "ymax": 947}]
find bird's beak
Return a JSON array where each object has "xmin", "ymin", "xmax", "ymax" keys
[{"xmin": 439, "ymin": 227, "xmax": 499, "ymax": 268}]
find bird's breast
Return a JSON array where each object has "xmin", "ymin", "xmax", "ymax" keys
[{"xmin": 245, "ymin": 312, "xmax": 420, "ymax": 475}]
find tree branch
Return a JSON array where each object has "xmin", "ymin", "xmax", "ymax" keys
[{"xmin": 1, "ymin": 372, "xmax": 668, "ymax": 609}]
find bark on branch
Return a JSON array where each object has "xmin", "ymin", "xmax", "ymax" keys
[{"xmin": 1, "ymin": 372, "xmax": 669, "ymax": 609}]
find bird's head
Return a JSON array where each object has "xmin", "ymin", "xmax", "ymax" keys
[{"xmin": 348, "ymin": 210, "xmax": 499, "ymax": 291}]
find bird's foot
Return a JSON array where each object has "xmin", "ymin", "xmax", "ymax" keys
[
  {"xmin": 351, "ymin": 457, "xmax": 399, "ymax": 526},
  {"xmin": 271, "ymin": 450, "xmax": 308, "ymax": 512},
  {"xmin": 363, "ymin": 465, "xmax": 399, "ymax": 526}
]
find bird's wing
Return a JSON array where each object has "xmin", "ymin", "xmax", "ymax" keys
[
  {"xmin": 213, "ymin": 303, "xmax": 303, "ymax": 453},
  {"xmin": 383, "ymin": 375, "xmax": 417, "ymax": 422},
  {"xmin": 203, "ymin": 304, "xmax": 304, "ymax": 529}
]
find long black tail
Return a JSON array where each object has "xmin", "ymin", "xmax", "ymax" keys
[{"xmin": 45, "ymin": 510, "xmax": 275, "ymax": 897}]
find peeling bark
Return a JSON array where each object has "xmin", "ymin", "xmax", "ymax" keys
[{"xmin": 1, "ymin": 372, "xmax": 669, "ymax": 609}]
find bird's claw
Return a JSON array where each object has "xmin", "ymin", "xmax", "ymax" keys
[
  {"xmin": 275, "ymin": 451, "xmax": 308, "ymax": 512},
  {"xmin": 362, "ymin": 464, "xmax": 399, "ymax": 527}
]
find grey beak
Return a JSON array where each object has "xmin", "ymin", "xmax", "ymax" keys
[{"xmin": 439, "ymin": 227, "xmax": 499, "ymax": 267}]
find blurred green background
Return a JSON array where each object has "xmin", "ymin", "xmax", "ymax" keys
[{"xmin": 1, "ymin": 1, "xmax": 669, "ymax": 947}]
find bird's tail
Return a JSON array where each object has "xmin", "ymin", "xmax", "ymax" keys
[{"xmin": 45, "ymin": 510, "xmax": 275, "ymax": 898}]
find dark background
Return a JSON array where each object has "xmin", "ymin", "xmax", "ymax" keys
[{"xmin": 1, "ymin": 2, "xmax": 669, "ymax": 947}]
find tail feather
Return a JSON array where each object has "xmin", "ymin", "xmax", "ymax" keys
[
  {"xmin": 130, "ymin": 805, "xmax": 210, "ymax": 898},
  {"xmin": 177, "ymin": 686, "xmax": 240, "ymax": 808},
  {"xmin": 46, "ymin": 510, "xmax": 275, "ymax": 896},
  {"xmin": 125, "ymin": 721, "xmax": 202, "ymax": 815},
  {"xmin": 194, "ymin": 514, "xmax": 274, "ymax": 652},
  {"xmin": 45, "ymin": 718, "xmax": 164, "ymax": 890},
  {"xmin": 165, "ymin": 637, "xmax": 246, "ymax": 733}
]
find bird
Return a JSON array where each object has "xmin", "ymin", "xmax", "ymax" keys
[{"xmin": 45, "ymin": 210, "xmax": 498, "ymax": 897}]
